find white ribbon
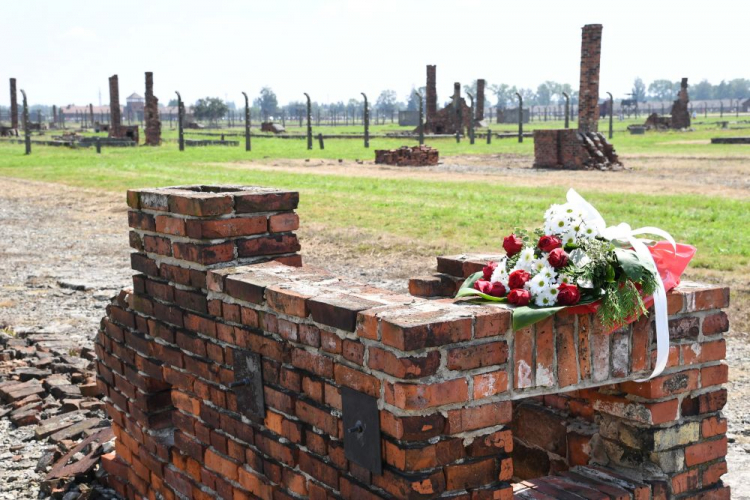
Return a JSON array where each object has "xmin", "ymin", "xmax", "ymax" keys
[{"xmin": 566, "ymin": 189, "xmax": 676, "ymax": 381}]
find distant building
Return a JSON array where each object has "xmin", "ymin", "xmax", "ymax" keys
[{"xmin": 125, "ymin": 93, "xmax": 145, "ymax": 120}]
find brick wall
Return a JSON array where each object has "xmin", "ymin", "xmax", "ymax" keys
[
  {"xmin": 578, "ymin": 24, "xmax": 602, "ymax": 133},
  {"xmin": 375, "ymin": 145, "xmax": 439, "ymax": 166},
  {"xmin": 96, "ymin": 186, "xmax": 730, "ymax": 500}
]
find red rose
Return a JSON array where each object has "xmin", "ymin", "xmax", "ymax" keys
[
  {"xmin": 483, "ymin": 261, "xmax": 498, "ymax": 281},
  {"xmin": 503, "ymin": 234, "xmax": 524, "ymax": 256},
  {"xmin": 474, "ymin": 279, "xmax": 507, "ymax": 297},
  {"xmin": 508, "ymin": 288, "xmax": 531, "ymax": 306},
  {"xmin": 538, "ymin": 235, "xmax": 562, "ymax": 253},
  {"xmin": 557, "ymin": 283, "xmax": 580, "ymax": 305},
  {"xmin": 548, "ymin": 248, "xmax": 569, "ymax": 269},
  {"xmin": 508, "ymin": 270, "xmax": 531, "ymax": 290}
]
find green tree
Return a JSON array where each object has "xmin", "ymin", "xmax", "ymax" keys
[
  {"xmin": 647, "ymin": 79, "xmax": 676, "ymax": 101},
  {"xmin": 375, "ymin": 90, "xmax": 398, "ymax": 114},
  {"xmin": 255, "ymin": 87, "xmax": 279, "ymax": 120},
  {"xmin": 631, "ymin": 78, "xmax": 646, "ymax": 103},
  {"xmin": 193, "ymin": 97, "xmax": 228, "ymax": 124},
  {"xmin": 489, "ymin": 83, "xmax": 516, "ymax": 108},
  {"xmin": 692, "ymin": 80, "xmax": 713, "ymax": 100}
]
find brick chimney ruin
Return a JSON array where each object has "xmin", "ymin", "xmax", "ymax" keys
[
  {"xmin": 10, "ymin": 78, "xmax": 18, "ymax": 130},
  {"xmin": 144, "ymin": 72, "xmax": 161, "ymax": 146},
  {"xmin": 533, "ymin": 24, "xmax": 621, "ymax": 170}
]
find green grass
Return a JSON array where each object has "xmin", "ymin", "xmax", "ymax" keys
[{"xmin": 0, "ymin": 140, "xmax": 747, "ymax": 275}]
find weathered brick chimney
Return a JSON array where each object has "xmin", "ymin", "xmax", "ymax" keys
[
  {"xmin": 144, "ymin": 72, "xmax": 161, "ymax": 146},
  {"xmin": 96, "ymin": 186, "xmax": 730, "ymax": 500},
  {"xmin": 476, "ymin": 79, "xmax": 486, "ymax": 122},
  {"xmin": 426, "ymin": 65, "xmax": 437, "ymax": 125},
  {"xmin": 577, "ymin": 24, "xmax": 602, "ymax": 133},
  {"xmin": 10, "ymin": 78, "xmax": 18, "ymax": 130},
  {"xmin": 533, "ymin": 24, "xmax": 620, "ymax": 170},
  {"xmin": 109, "ymin": 75, "xmax": 121, "ymax": 132}
]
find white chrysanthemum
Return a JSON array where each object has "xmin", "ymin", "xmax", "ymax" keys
[
  {"xmin": 533, "ymin": 290, "xmax": 557, "ymax": 307},
  {"xmin": 544, "ymin": 204, "xmax": 563, "ymax": 221},
  {"xmin": 560, "ymin": 229, "xmax": 578, "ymax": 247},
  {"xmin": 491, "ymin": 259, "xmax": 509, "ymax": 286},
  {"xmin": 577, "ymin": 222, "xmax": 598, "ymax": 239},
  {"xmin": 557, "ymin": 274, "xmax": 573, "ymax": 285},
  {"xmin": 528, "ymin": 273, "xmax": 552, "ymax": 295},
  {"xmin": 530, "ymin": 258, "xmax": 549, "ymax": 275},
  {"xmin": 538, "ymin": 263, "xmax": 557, "ymax": 282},
  {"xmin": 514, "ymin": 247, "xmax": 537, "ymax": 272}
]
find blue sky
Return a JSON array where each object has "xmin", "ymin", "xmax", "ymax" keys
[{"xmin": 3, "ymin": 0, "xmax": 747, "ymax": 106}]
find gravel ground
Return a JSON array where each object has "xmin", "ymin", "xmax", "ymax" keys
[{"xmin": 0, "ymin": 176, "xmax": 747, "ymax": 498}]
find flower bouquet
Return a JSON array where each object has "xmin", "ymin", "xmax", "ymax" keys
[{"xmin": 456, "ymin": 189, "xmax": 695, "ymax": 379}]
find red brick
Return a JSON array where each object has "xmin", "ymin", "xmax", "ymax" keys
[
  {"xmin": 319, "ymin": 330, "xmax": 342, "ymax": 353},
  {"xmin": 384, "ymin": 438, "xmax": 464, "ymax": 471},
  {"xmin": 447, "ymin": 341, "xmax": 508, "ymax": 370},
  {"xmin": 265, "ymin": 286, "xmax": 309, "ymax": 318},
  {"xmin": 382, "ymin": 316, "xmax": 472, "ymax": 351},
  {"xmin": 692, "ymin": 287, "xmax": 730, "ymax": 311},
  {"xmin": 295, "ymin": 399, "xmax": 338, "ymax": 436},
  {"xmin": 128, "ymin": 211, "xmax": 156, "ymax": 231},
  {"xmin": 556, "ymin": 324, "xmax": 578, "ymax": 387},
  {"xmin": 172, "ymin": 242, "xmax": 235, "ymax": 265},
  {"xmin": 385, "ymin": 377, "xmax": 468, "ymax": 410},
  {"xmin": 143, "ymin": 234, "xmax": 172, "ymax": 256},
  {"xmin": 155, "ymin": 215, "xmax": 186, "ymax": 236},
  {"xmin": 685, "ymin": 437, "xmax": 727, "ymax": 466},
  {"xmin": 186, "ymin": 216, "xmax": 266, "ymax": 239},
  {"xmin": 474, "ymin": 309, "xmax": 511, "ymax": 338},
  {"xmin": 445, "ymin": 458, "xmax": 497, "ymax": 491},
  {"xmin": 514, "ymin": 326, "xmax": 534, "ymax": 389},
  {"xmin": 473, "ymin": 370, "xmax": 508, "ymax": 399},
  {"xmin": 342, "ymin": 339, "xmax": 365, "ymax": 364},
  {"xmin": 467, "ymin": 429, "xmax": 513, "ymax": 456},
  {"xmin": 445, "ymin": 401, "xmax": 512, "ymax": 433},
  {"xmin": 702, "ymin": 460, "xmax": 727, "ymax": 486},
  {"xmin": 204, "ymin": 448, "xmax": 238, "ymax": 482},
  {"xmin": 701, "ymin": 363, "xmax": 729, "ymax": 388},
  {"xmin": 334, "ymin": 364, "xmax": 380, "ymax": 398},
  {"xmin": 367, "ymin": 347, "xmax": 441, "ymax": 379},
  {"xmin": 168, "ymin": 193, "xmax": 233, "ymax": 216},
  {"xmin": 702, "ymin": 416, "xmax": 727, "ymax": 438},
  {"xmin": 236, "ymin": 234, "xmax": 300, "ymax": 258},
  {"xmin": 620, "ymin": 369, "xmax": 698, "ymax": 398},
  {"xmin": 702, "ymin": 312, "xmax": 729, "ymax": 335},
  {"xmin": 269, "ymin": 212, "xmax": 299, "ymax": 232},
  {"xmin": 291, "ymin": 348, "xmax": 333, "ymax": 378}
]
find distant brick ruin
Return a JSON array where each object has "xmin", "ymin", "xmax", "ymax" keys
[
  {"xmin": 144, "ymin": 72, "xmax": 161, "ymax": 146},
  {"xmin": 476, "ymin": 78, "xmax": 486, "ymax": 123},
  {"xmin": 94, "ymin": 185, "xmax": 730, "ymax": 500},
  {"xmin": 533, "ymin": 24, "xmax": 621, "ymax": 170},
  {"xmin": 375, "ymin": 145, "xmax": 439, "ymax": 166},
  {"xmin": 108, "ymin": 74, "xmax": 139, "ymax": 144},
  {"xmin": 421, "ymin": 66, "xmax": 473, "ymax": 135},
  {"xmin": 671, "ymin": 78, "xmax": 691, "ymax": 129},
  {"xmin": 10, "ymin": 78, "xmax": 18, "ymax": 130}
]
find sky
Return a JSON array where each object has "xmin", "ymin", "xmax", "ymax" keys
[{"xmin": 3, "ymin": 0, "xmax": 749, "ymax": 107}]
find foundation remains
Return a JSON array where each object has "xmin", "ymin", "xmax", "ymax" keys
[
  {"xmin": 374, "ymin": 145, "xmax": 439, "ymax": 166},
  {"xmin": 95, "ymin": 185, "xmax": 730, "ymax": 500}
]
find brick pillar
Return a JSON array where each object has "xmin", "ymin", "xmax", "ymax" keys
[
  {"xmin": 144, "ymin": 72, "xmax": 161, "ymax": 146},
  {"xmin": 476, "ymin": 78, "xmax": 486, "ymax": 121},
  {"xmin": 577, "ymin": 24, "xmax": 603, "ymax": 133},
  {"xmin": 426, "ymin": 64, "xmax": 437, "ymax": 125},
  {"xmin": 9, "ymin": 78, "xmax": 18, "ymax": 129},
  {"xmin": 97, "ymin": 185, "xmax": 301, "ymax": 499},
  {"xmin": 109, "ymin": 74, "xmax": 121, "ymax": 136}
]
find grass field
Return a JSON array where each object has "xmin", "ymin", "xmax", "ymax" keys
[{"xmin": 0, "ymin": 117, "xmax": 748, "ymax": 280}]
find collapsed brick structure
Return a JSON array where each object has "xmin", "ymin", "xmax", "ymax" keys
[
  {"xmin": 10, "ymin": 77, "xmax": 18, "ymax": 130},
  {"xmin": 671, "ymin": 78, "xmax": 691, "ymax": 130},
  {"xmin": 374, "ymin": 145, "xmax": 439, "ymax": 166},
  {"xmin": 144, "ymin": 72, "xmax": 161, "ymax": 146},
  {"xmin": 108, "ymin": 74, "xmax": 139, "ymax": 143},
  {"xmin": 533, "ymin": 24, "xmax": 621, "ymax": 170},
  {"xmin": 421, "ymin": 66, "xmax": 473, "ymax": 135},
  {"xmin": 95, "ymin": 185, "xmax": 730, "ymax": 500}
]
